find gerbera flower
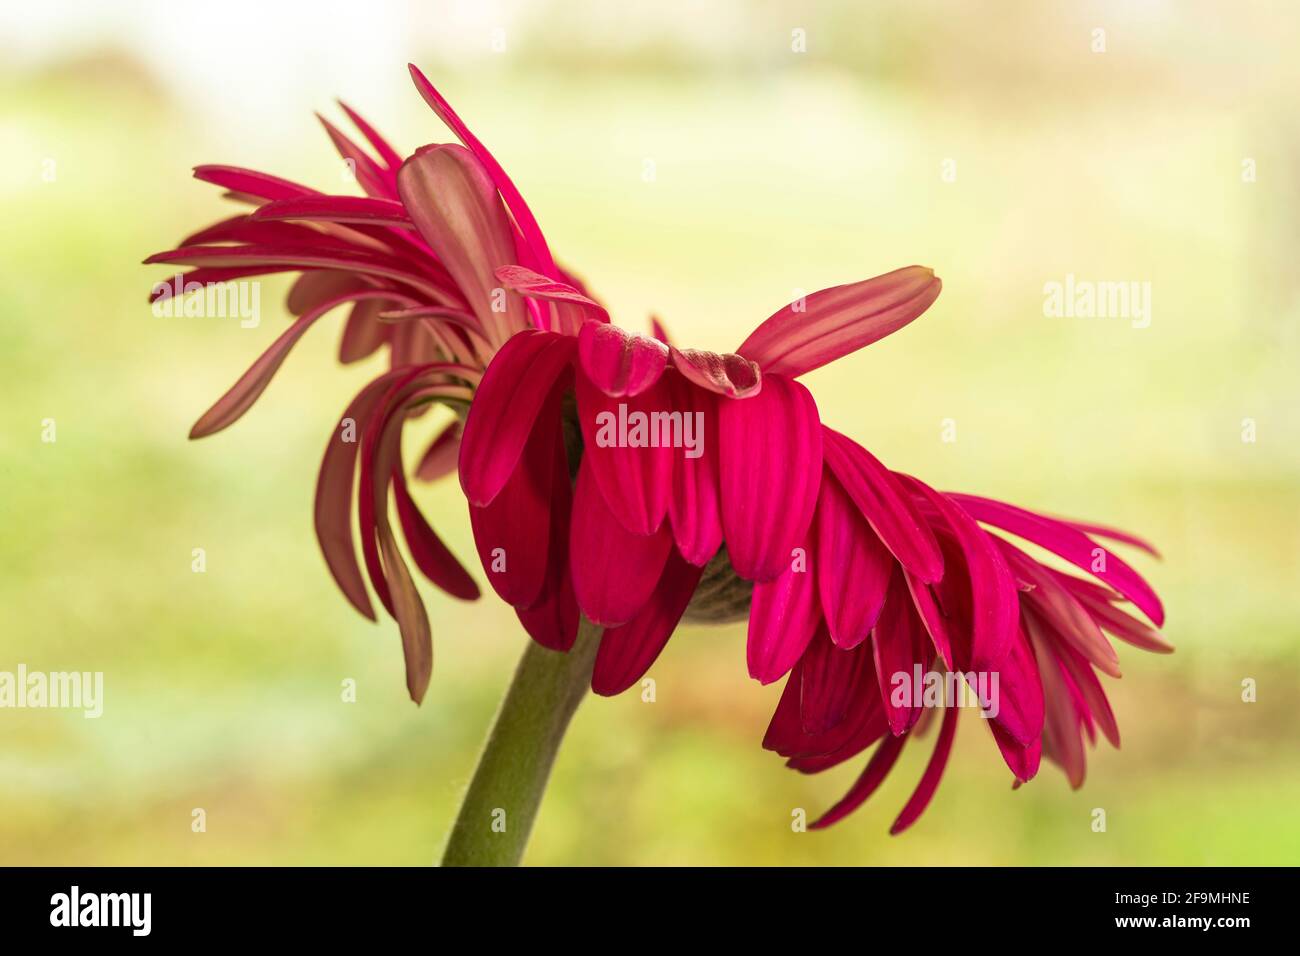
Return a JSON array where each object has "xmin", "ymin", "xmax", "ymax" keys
[{"xmin": 148, "ymin": 64, "xmax": 1168, "ymax": 836}]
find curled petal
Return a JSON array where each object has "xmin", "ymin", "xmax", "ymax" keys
[
  {"xmin": 668, "ymin": 347, "xmax": 761, "ymax": 399},
  {"xmin": 577, "ymin": 321, "xmax": 668, "ymax": 397}
]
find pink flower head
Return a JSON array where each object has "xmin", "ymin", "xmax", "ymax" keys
[{"xmin": 149, "ymin": 65, "xmax": 1169, "ymax": 831}]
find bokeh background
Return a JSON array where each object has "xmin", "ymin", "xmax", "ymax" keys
[{"xmin": 3, "ymin": 0, "xmax": 1298, "ymax": 865}]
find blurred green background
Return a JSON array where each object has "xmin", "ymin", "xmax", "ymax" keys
[{"xmin": 2, "ymin": 0, "xmax": 1298, "ymax": 865}]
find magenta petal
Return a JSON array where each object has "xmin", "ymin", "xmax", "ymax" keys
[
  {"xmin": 337, "ymin": 100, "xmax": 405, "ymax": 172},
  {"xmin": 592, "ymin": 548, "xmax": 703, "ymax": 696},
  {"xmin": 737, "ymin": 266, "xmax": 942, "ymax": 378},
  {"xmin": 287, "ymin": 271, "xmax": 371, "ymax": 315},
  {"xmin": 149, "ymin": 266, "xmax": 284, "ymax": 303},
  {"xmin": 718, "ymin": 374, "xmax": 823, "ymax": 581},
  {"xmin": 179, "ymin": 214, "xmax": 321, "ymax": 247},
  {"xmin": 667, "ymin": 376, "xmax": 723, "ymax": 565},
  {"xmin": 999, "ymin": 538, "xmax": 1122, "ymax": 678},
  {"xmin": 515, "ymin": 425, "xmax": 579, "ymax": 651},
  {"xmin": 786, "ymin": 707, "xmax": 890, "ymax": 773},
  {"xmin": 668, "ymin": 347, "xmax": 761, "ymax": 399},
  {"xmin": 396, "ymin": 144, "xmax": 529, "ymax": 348},
  {"xmin": 988, "ymin": 624, "xmax": 1045, "ymax": 749},
  {"xmin": 904, "ymin": 477, "xmax": 1018, "ymax": 672},
  {"xmin": 1026, "ymin": 613, "xmax": 1088, "ymax": 787},
  {"xmin": 407, "ymin": 64, "xmax": 556, "ymax": 277},
  {"xmin": 1061, "ymin": 574, "xmax": 1174, "ymax": 653},
  {"xmin": 515, "ymin": 572, "xmax": 578, "ymax": 653},
  {"xmin": 1059, "ymin": 516, "xmax": 1161, "ymax": 558},
  {"xmin": 816, "ymin": 470, "xmax": 893, "ymax": 649},
  {"xmin": 144, "ymin": 243, "xmax": 450, "ymax": 302},
  {"xmin": 318, "ymin": 113, "xmax": 392, "ymax": 198},
  {"xmin": 190, "ymin": 291, "xmax": 388, "ymax": 439},
  {"xmin": 905, "ymin": 572, "xmax": 953, "ymax": 667},
  {"xmin": 991, "ymin": 722, "xmax": 1041, "ymax": 782},
  {"xmin": 393, "ymin": 469, "xmax": 480, "ymax": 601},
  {"xmin": 577, "ymin": 321, "xmax": 669, "ymax": 397},
  {"xmin": 1054, "ymin": 639, "xmax": 1120, "ymax": 748},
  {"xmin": 808, "ymin": 734, "xmax": 908, "ymax": 829},
  {"xmin": 873, "ymin": 569, "xmax": 930, "ymax": 735},
  {"xmin": 415, "ymin": 421, "xmax": 462, "ymax": 482},
  {"xmin": 767, "ymin": 661, "xmax": 888, "ymax": 766},
  {"xmin": 338, "ymin": 299, "xmax": 389, "ymax": 364},
  {"xmin": 574, "ymin": 370, "xmax": 673, "ymax": 535},
  {"xmin": 252, "ymin": 194, "xmax": 413, "ymax": 228},
  {"xmin": 799, "ymin": 625, "xmax": 873, "ymax": 734},
  {"xmin": 496, "ymin": 264, "xmax": 609, "ymax": 334},
  {"xmin": 467, "ymin": 398, "xmax": 558, "ymax": 608},
  {"xmin": 761, "ymin": 667, "xmax": 808, "ymax": 755},
  {"xmin": 192, "ymin": 164, "xmax": 315, "ymax": 202},
  {"xmin": 889, "ymin": 704, "xmax": 959, "ymax": 835},
  {"xmin": 314, "ymin": 373, "xmax": 400, "ymax": 621},
  {"xmin": 822, "ymin": 429, "xmax": 943, "ymax": 583},
  {"xmin": 746, "ymin": 534, "xmax": 821, "ymax": 684},
  {"xmin": 459, "ymin": 329, "xmax": 575, "ymax": 507},
  {"xmin": 951, "ymin": 493, "xmax": 1165, "ymax": 627},
  {"xmin": 569, "ymin": 458, "xmax": 673, "ymax": 627}
]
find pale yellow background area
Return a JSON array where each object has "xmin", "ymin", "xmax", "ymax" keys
[{"xmin": 1, "ymin": 1, "xmax": 1297, "ymax": 864}]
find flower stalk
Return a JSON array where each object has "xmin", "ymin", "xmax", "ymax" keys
[{"xmin": 440, "ymin": 618, "xmax": 603, "ymax": 866}]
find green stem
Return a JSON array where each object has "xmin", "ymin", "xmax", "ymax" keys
[{"xmin": 439, "ymin": 618, "xmax": 602, "ymax": 866}]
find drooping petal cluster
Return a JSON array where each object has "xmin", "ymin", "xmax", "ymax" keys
[{"xmin": 151, "ymin": 65, "xmax": 1170, "ymax": 832}]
